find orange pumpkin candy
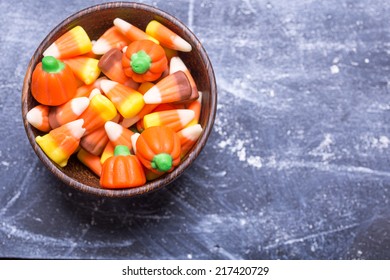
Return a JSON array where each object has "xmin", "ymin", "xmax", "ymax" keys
[
  {"xmin": 135, "ymin": 126, "xmax": 181, "ymax": 174},
  {"xmin": 100, "ymin": 145, "xmax": 146, "ymax": 189},
  {"xmin": 122, "ymin": 40, "xmax": 168, "ymax": 83},
  {"xmin": 31, "ymin": 56, "xmax": 78, "ymax": 106}
]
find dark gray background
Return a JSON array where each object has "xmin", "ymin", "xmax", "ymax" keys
[{"xmin": 1, "ymin": 0, "xmax": 390, "ymax": 259}]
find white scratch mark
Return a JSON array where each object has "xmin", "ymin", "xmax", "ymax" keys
[
  {"xmin": 264, "ymin": 223, "xmax": 359, "ymax": 250},
  {"xmin": 243, "ymin": 0, "xmax": 257, "ymax": 14},
  {"xmin": 0, "ymin": 191, "xmax": 21, "ymax": 215},
  {"xmin": 247, "ymin": 155, "xmax": 263, "ymax": 169},
  {"xmin": 188, "ymin": 0, "xmax": 194, "ymax": 30},
  {"xmin": 266, "ymin": 159, "xmax": 390, "ymax": 177},
  {"xmin": 330, "ymin": 64, "xmax": 340, "ymax": 74},
  {"xmin": 309, "ymin": 133, "xmax": 335, "ymax": 161}
]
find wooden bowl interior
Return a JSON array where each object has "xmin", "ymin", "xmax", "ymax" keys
[{"xmin": 22, "ymin": 2, "xmax": 217, "ymax": 198}]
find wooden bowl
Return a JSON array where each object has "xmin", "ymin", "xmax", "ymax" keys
[{"xmin": 21, "ymin": 2, "xmax": 217, "ymax": 198}]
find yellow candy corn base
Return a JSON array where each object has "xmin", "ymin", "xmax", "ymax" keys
[{"xmin": 36, "ymin": 135, "xmax": 70, "ymax": 167}]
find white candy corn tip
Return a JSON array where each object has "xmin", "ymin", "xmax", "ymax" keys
[
  {"xmin": 26, "ymin": 107, "xmax": 43, "ymax": 127},
  {"xmin": 179, "ymin": 124, "xmax": 203, "ymax": 141},
  {"xmin": 105, "ymin": 121, "xmax": 123, "ymax": 142},
  {"xmin": 43, "ymin": 43, "xmax": 60, "ymax": 58},
  {"xmin": 65, "ymin": 119, "xmax": 86, "ymax": 139},
  {"xmin": 100, "ymin": 79, "xmax": 118, "ymax": 94},
  {"xmin": 113, "ymin": 18, "xmax": 132, "ymax": 32},
  {"xmin": 143, "ymin": 86, "xmax": 162, "ymax": 104},
  {"xmin": 131, "ymin": 133, "xmax": 140, "ymax": 154},
  {"xmin": 169, "ymin": 56, "xmax": 187, "ymax": 74},
  {"xmin": 89, "ymin": 88, "xmax": 101, "ymax": 99},
  {"xmin": 178, "ymin": 109, "xmax": 195, "ymax": 126},
  {"xmin": 71, "ymin": 97, "xmax": 90, "ymax": 116},
  {"xmin": 173, "ymin": 37, "xmax": 192, "ymax": 52},
  {"xmin": 92, "ymin": 39, "xmax": 111, "ymax": 55}
]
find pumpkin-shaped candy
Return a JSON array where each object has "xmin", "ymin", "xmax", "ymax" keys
[
  {"xmin": 31, "ymin": 56, "xmax": 78, "ymax": 106},
  {"xmin": 100, "ymin": 145, "xmax": 146, "ymax": 189},
  {"xmin": 122, "ymin": 40, "xmax": 168, "ymax": 83},
  {"xmin": 135, "ymin": 126, "xmax": 181, "ymax": 174}
]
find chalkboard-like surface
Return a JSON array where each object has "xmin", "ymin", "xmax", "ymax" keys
[{"xmin": 1, "ymin": 0, "xmax": 389, "ymax": 259}]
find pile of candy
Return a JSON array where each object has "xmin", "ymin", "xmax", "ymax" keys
[{"xmin": 26, "ymin": 18, "xmax": 203, "ymax": 189}]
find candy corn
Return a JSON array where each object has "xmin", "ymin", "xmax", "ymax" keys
[
  {"xmin": 100, "ymin": 80, "xmax": 144, "ymax": 118},
  {"xmin": 43, "ymin": 26, "xmax": 92, "ymax": 59},
  {"xmin": 26, "ymin": 105, "xmax": 51, "ymax": 132},
  {"xmin": 143, "ymin": 71, "xmax": 191, "ymax": 104},
  {"xmin": 104, "ymin": 121, "xmax": 134, "ymax": 151},
  {"xmin": 100, "ymin": 141, "xmax": 115, "ymax": 164},
  {"xmin": 185, "ymin": 91, "xmax": 202, "ymax": 127},
  {"xmin": 145, "ymin": 20, "xmax": 192, "ymax": 52},
  {"xmin": 77, "ymin": 149, "xmax": 102, "ymax": 177},
  {"xmin": 35, "ymin": 119, "xmax": 86, "ymax": 167},
  {"xmin": 98, "ymin": 48, "xmax": 132, "ymax": 84},
  {"xmin": 78, "ymin": 93, "xmax": 117, "ymax": 135},
  {"xmin": 170, "ymin": 56, "xmax": 199, "ymax": 101},
  {"xmin": 79, "ymin": 114, "xmax": 120, "ymax": 156},
  {"xmin": 177, "ymin": 124, "xmax": 203, "ymax": 158},
  {"xmin": 113, "ymin": 18, "xmax": 159, "ymax": 44},
  {"xmin": 63, "ymin": 56, "xmax": 101, "ymax": 85},
  {"xmin": 163, "ymin": 46, "xmax": 178, "ymax": 61},
  {"xmin": 88, "ymin": 88, "xmax": 102, "ymax": 99},
  {"xmin": 120, "ymin": 82, "xmax": 157, "ymax": 128},
  {"xmin": 80, "ymin": 126, "xmax": 109, "ymax": 156},
  {"xmin": 143, "ymin": 109, "xmax": 195, "ymax": 132},
  {"xmin": 49, "ymin": 97, "xmax": 90, "ymax": 129},
  {"xmin": 92, "ymin": 26, "xmax": 130, "ymax": 55},
  {"xmin": 74, "ymin": 77, "xmax": 107, "ymax": 98}
]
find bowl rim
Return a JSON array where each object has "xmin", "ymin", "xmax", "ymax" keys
[{"xmin": 21, "ymin": 1, "xmax": 217, "ymax": 198}]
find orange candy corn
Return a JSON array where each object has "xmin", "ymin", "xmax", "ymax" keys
[
  {"xmin": 185, "ymin": 91, "xmax": 202, "ymax": 127},
  {"xmin": 43, "ymin": 26, "xmax": 92, "ymax": 59},
  {"xmin": 170, "ymin": 56, "xmax": 199, "ymax": 101},
  {"xmin": 49, "ymin": 97, "xmax": 90, "ymax": 129},
  {"xmin": 79, "ymin": 114, "xmax": 120, "ymax": 156},
  {"xmin": 145, "ymin": 20, "xmax": 192, "ymax": 52},
  {"xmin": 100, "ymin": 80, "xmax": 144, "ymax": 118},
  {"xmin": 80, "ymin": 126, "xmax": 109, "ymax": 156},
  {"xmin": 113, "ymin": 18, "xmax": 159, "ymax": 44},
  {"xmin": 143, "ymin": 109, "xmax": 195, "ymax": 132},
  {"xmin": 78, "ymin": 93, "xmax": 117, "ymax": 136},
  {"xmin": 98, "ymin": 48, "xmax": 133, "ymax": 84},
  {"xmin": 177, "ymin": 124, "xmax": 203, "ymax": 158},
  {"xmin": 100, "ymin": 141, "xmax": 115, "ymax": 164},
  {"xmin": 63, "ymin": 56, "xmax": 101, "ymax": 85},
  {"xmin": 35, "ymin": 119, "xmax": 86, "ymax": 167},
  {"xmin": 163, "ymin": 46, "xmax": 178, "ymax": 61},
  {"xmin": 26, "ymin": 105, "xmax": 51, "ymax": 132},
  {"xmin": 92, "ymin": 26, "xmax": 130, "ymax": 55},
  {"xmin": 104, "ymin": 121, "xmax": 134, "ymax": 151},
  {"xmin": 143, "ymin": 71, "xmax": 191, "ymax": 104},
  {"xmin": 77, "ymin": 149, "xmax": 102, "ymax": 177},
  {"xmin": 120, "ymin": 82, "xmax": 158, "ymax": 128},
  {"xmin": 74, "ymin": 77, "xmax": 107, "ymax": 98}
]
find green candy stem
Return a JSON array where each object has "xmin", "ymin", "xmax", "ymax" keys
[
  {"xmin": 130, "ymin": 50, "xmax": 151, "ymax": 74},
  {"xmin": 114, "ymin": 145, "xmax": 131, "ymax": 156},
  {"xmin": 151, "ymin": 153, "xmax": 173, "ymax": 172},
  {"xmin": 42, "ymin": 56, "xmax": 65, "ymax": 73}
]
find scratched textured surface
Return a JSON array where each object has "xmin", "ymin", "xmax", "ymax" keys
[{"xmin": 1, "ymin": 0, "xmax": 390, "ymax": 260}]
